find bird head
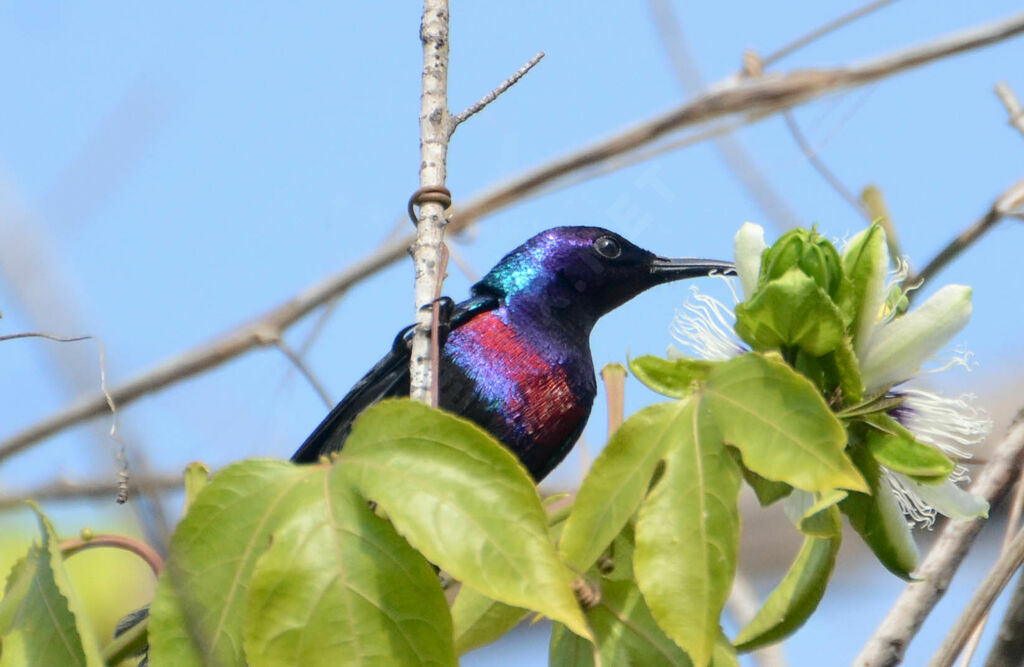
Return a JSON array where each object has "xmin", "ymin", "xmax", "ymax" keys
[{"xmin": 474, "ymin": 226, "xmax": 733, "ymax": 331}]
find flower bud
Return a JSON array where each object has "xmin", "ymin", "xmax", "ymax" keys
[{"xmin": 759, "ymin": 228, "xmax": 843, "ymax": 297}]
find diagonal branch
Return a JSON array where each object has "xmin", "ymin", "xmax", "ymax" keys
[{"xmin": 3, "ymin": 10, "xmax": 1024, "ymax": 463}]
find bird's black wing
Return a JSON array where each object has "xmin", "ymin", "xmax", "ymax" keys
[{"xmin": 290, "ymin": 293, "xmax": 499, "ymax": 463}]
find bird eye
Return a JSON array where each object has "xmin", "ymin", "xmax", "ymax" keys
[{"xmin": 594, "ymin": 236, "xmax": 621, "ymax": 259}]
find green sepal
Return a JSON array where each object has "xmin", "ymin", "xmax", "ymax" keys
[
  {"xmin": 735, "ymin": 268, "xmax": 846, "ymax": 356},
  {"xmin": 840, "ymin": 445, "xmax": 919, "ymax": 580},
  {"xmin": 861, "ymin": 414, "xmax": 955, "ymax": 482}
]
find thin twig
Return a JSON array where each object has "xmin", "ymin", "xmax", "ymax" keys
[
  {"xmin": 855, "ymin": 411, "xmax": 1024, "ymax": 666},
  {"xmin": 429, "ymin": 245, "xmax": 450, "ymax": 408},
  {"xmin": 784, "ymin": 110, "xmax": 868, "ymax": 218},
  {"xmin": 906, "ymin": 179, "xmax": 1024, "ymax": 289},
  {"xmin": 0, "ymin": 474, "xmax": 184, "ymax": 510},
  {"xmin": 932, "ymin": 528, "xmax": 1024, "ymax": 666},
  {"xmin": 273, "ymin": 339, "xmax": 333, "ymax": 408},
  {"xmin": 647, "ymin": 0, "xmax": 799, "ymax": 231},
  {"xmin": 3, "ymin": 10, "xmax": 1024, "ymax": 462},
  {"xmin": 449, "ymin": 51, "xmax": 545, "ymax": 133},
  {"xmin": 995, "ymin": 81, "xmax": 1024, "ymax": 139},
  {"xmin": 761, "ymin": 0, "xmax": 902, "ymax": 67}
]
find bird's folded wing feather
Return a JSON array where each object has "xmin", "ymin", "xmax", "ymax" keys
[{"xmin": 290, "ymin": 293, "xmax": 499, "ymax": 463}]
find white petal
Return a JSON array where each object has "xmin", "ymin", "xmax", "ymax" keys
[
  {"xmin": 842, "ymin": 225, "xmax": 889, "ymax": 357},
  {"xmin": 860, "ymin": 285, "xmax": 972, "ymax": 391},
  {"xmin": 894, "ymin": 474, "xmax": 989, "ymax": 521},
  {"xmin": 734, "ymin": 222, "xmax": 766, "ymax": 300}
]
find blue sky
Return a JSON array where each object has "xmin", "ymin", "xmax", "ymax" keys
[{"xmin": 1, "ymin": 2, "xmax": 1023, "ymax": 663}]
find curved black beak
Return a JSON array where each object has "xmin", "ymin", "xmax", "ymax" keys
[{"xmin": 649, "ymin": 257, "xmax": 735, "ymax": 283}]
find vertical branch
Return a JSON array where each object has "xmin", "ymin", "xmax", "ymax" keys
[{"xmin": 410, "ymin": 1, "xmax": 453, "ymax": 405}]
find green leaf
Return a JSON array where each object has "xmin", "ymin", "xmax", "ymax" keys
[
  {"xmin": 182, "ymin": 461, "xmax": 210, "ymax": 515},
  {"xmin": 244, "ymin": 477, "xmax": 455, "ymax": 666},
  {"xmin": 704, "ymin": 353, "xmax": 867, "ymax": 493},
  {"xmin": 734, "ymin": 452, "xmax": 792, "ymax": 506},
  {"xmin": 862, "ymin": 414, "xmax": 955, "ymax": 481},
  {"xmin": 734, "ymin": 268, "xmax": 846, "ymax": 356},
  {"xmin": 0, "ymin": 503, "xmax": 103, "ymax": 667},
  {"xmin": 734, "ymin": 506, "xmax": 841, "ymax": 651},
  {"xmin": 560, "ymin": 400, "xmax": 691, "ymax": 574},
  {"xmin": 549, "ymin": 622, "xmax": 597, "ymax": 667},
  {"xmin": 840, "ymin": 446, "xmax": 919, "ymax": 579},
  {"xmin": 634, "ymin": 397, "xmax": 741, "ymax": 667},
  {"xmin": 149, "ymin": 459, "xmax": 326, "ymax": 666},
  {"xmin": 629, "ymin": 355, "xmax": 714, "ymax": 398},
  {"xmin": 336, "ymin": 399, "xmax": 590, "ymax": 641},
  {"xmin": 587, "ymin": 579, "xmax": 695, "ymax": 666},
  {"xmin": 451, "ymin": 584, "xmax": 527, "ymax": 656}
]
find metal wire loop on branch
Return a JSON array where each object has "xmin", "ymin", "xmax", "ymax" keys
[{"xmin": 407, "ymin": 185, "xmax": 453, "ymax": 225}]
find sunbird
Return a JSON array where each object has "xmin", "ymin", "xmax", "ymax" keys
[{"xmin": 293, "ymin": 226, "xmax": 732, "ymax": 480}]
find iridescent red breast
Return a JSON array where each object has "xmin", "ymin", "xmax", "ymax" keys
[{"xmin": 441, "ymin": 309, "xmax": 593, "ymax": 476}]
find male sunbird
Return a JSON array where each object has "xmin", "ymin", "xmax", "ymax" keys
[{"xmin": 292, "ymin": 226, "xmax": 732, "ymax": 480}]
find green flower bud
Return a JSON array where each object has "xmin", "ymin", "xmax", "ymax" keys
[{"xmin": 760, "ymin": 228, "xmax": 843, "ymax": 297}]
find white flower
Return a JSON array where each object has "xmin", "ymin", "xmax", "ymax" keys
[{"xmin": 672, "ymin": 223, "xmax": 990, "ymax": 527}]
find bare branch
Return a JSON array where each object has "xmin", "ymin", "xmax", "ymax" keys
[
  {"xmin": 932, "ymin": 527, "xmax": 1024, "ymax": 666},
  {"xmin": 861, "ymin": 186, "xmax": 904, "ymax": 261},
  {"xmin": 449, "ymin": 51, "xmax": 545, "ymax": 133},
  {"xmin": 996, "ymin": 81, "xmax": 1024, "ymax": 139},
  {"xmin": 3, "ymin": 10, "xmax": 1024, "ymax": 461},
  {"xmin": 855, "ymin": 411, "xmax": 1024, "ymax": 666},
  {"xmin": 273, "ymin": 340, "xmax": 333, "ymax": 409},
  {"xmin": 0, "ymin": 473, "xmax": 183, "ymax": 510},
  {"xmin": 408, "ymin": 0, "xmax": 453, "ymax": 406},
  {"xmin": 906, "ymin": 178, "xmax": 1024, "ymax": 288},
  {"xmin": 987, "ymin": 565, "xmax": 1024, "ymax": 665}
]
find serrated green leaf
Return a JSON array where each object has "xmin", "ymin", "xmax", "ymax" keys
[
  {"xmin": 560, "ymin": 400, "xmax": 692, "ymax": 574},
  {"xmin": 336, "ymin": 399, "xmax": 591, "ymax": 641},
  {"xmin": 629, "ymin": 356, "xmax": 714, "ymax": 398},
  {"xmin": 244, "ymin": 477, "xmax": 455, "ymax": 666},
  {"xmin": 704, "ymin": 354, "xmax": 867, "ymax": 493},
  {"xmin": 862, "ymin": 414, "xmax": 955, "ymax": 481},
  {"xmin": 734, "ymin": 268, "xmax": 846, "ymax": 355},
  {"xmin": 0, "ymin": 503, "xmax": 102, "ymax": 667},
  {"xmin": 451, "ymin": 584, "xmax": 527, "ymax": 656},
  {"xmin": 734, "ymin": 506, "xmax": 840, "ymax": 651},
  {"xmin": 840, "ymin": 446, "xmax": 919, "ymax": 579},
  {"xmin": 149, "ymin": 459, "xmax": 326, "ymax": 666},
  {"xmin": 634, "ymin": 398, "xmax": 741, "ymax": 667}
]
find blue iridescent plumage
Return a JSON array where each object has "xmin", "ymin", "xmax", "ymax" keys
[{"xmin": 293, "ymin": 226, "xmax": 732, "ymax": 480}]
